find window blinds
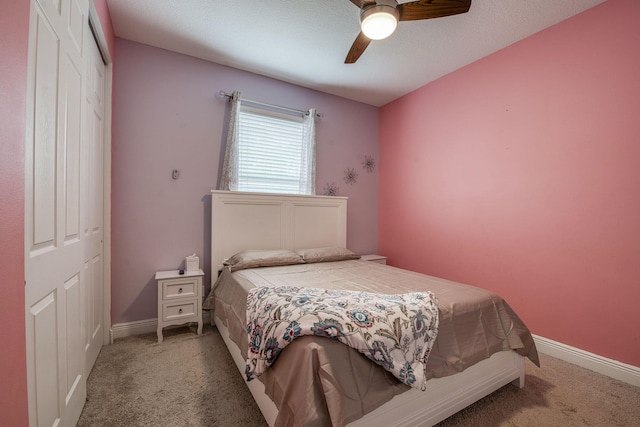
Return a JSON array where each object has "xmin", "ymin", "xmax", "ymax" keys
[{"xmin": 236, "ymin": 105, "xmax": 312, "ymax": 194}]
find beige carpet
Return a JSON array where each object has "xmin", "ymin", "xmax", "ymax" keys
[{"xmin": 78, "ymin": 324, "xmax": 640, "ymax": 426}]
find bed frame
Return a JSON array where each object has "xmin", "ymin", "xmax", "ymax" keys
[{"xmin": 210, "ymin": 190, "xmax": 525, "ymax": 426}]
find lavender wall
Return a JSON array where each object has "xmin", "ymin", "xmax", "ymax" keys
[
  {"xmin": 379, "ymin": 0, "xmax": 640, "ymax": 366},
  {"xmin": 112, "ymin": 39, "xmax": 379, "ymax": 324}
]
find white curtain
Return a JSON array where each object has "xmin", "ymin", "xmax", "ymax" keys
[
  {"xmin": 219, "ymin": 91, "xmax": 241, "ymax": 191},
  {"xmin": 299, "ymin": 108, "xmax": 317, "ymax": 194},
  {"xmin": 219, "ymin": 92, "xmax": 317, "ymax": 195}
]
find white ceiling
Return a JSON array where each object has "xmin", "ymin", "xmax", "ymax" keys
[{"xmin": 106, "ymin": 0, "xmax": 606, "ymax": 107}]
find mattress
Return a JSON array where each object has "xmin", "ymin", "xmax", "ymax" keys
[{"xmin": 204, "ymin": 260, "xmax": 539, "ymax": 426}]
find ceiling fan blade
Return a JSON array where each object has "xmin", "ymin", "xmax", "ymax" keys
[
  {"xmin": 397, "ymin": 0, "xmax": 471, "ymax": 21},
  {"xmin": 345, "ymin": 32, "xmax": 372, "ymax": 64}
]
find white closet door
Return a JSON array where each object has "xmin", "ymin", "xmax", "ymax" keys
[
  {"xmin": 84, "ymin": 25, "xmax": 106, "ymax": 371},
  {"xmin": 24, "ymin": 0, "xmax": 104, "ymax": 425}
]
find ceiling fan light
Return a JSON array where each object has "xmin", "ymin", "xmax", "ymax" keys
[{"xmin": 361, "ymin": 5, "xmax": 399, "ymax": 40}]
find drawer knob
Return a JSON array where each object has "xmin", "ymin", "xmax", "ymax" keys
[
  {"xmin": 178, "ymin": 288, "xmax": 183, "ymax": 293},
  {"xmin": 178, "ymin": 308, "xmax": 183, "ymax": 314}
]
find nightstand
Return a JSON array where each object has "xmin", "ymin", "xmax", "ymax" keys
[
  {"xmin": 156, "ymin": 269, "xmax": 204, "ymax": 343},
  {"xmin": 360, "ymin": 254, "xmax": 388, "ymax": 265}
]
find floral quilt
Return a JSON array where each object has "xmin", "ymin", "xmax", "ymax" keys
[{"xmin": 245, "ymin": 286, "xmax": 439, "ymax": 390}]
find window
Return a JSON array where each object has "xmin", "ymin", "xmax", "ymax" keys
[{"xmin": 220, "ymin": 92, "xmax": 316, "ymax": 195}]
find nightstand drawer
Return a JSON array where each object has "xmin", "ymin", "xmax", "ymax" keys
[
  {"xmin": 162, "ymin": 300, "xmax": 197, "ymax": 321},
  {"xmin": 161, "ymin": 278, "xmax": 198, "ymax": 300}
]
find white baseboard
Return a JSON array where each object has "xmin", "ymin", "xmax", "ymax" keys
[
  {"xmin": 110, "ymin": 318, "xmax": 157, "ymax": 342},
  {"xmin": 109, "ymin": 311, "xmax": 212, "ymax": 343},
  {"xmin": 533, "ymin": 334, "xmax": 640, "ymax": 388}
]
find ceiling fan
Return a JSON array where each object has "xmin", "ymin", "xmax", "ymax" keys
[{"xmin": 345, "ymin": 0, "xmax": 472, "ymax": 63}]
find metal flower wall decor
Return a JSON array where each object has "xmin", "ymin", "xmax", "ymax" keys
[
  {"xmin": 324, "ymin": 155, "xmax": 374, "ymax": 195},
  {"xmin": 362, "ymin": 155, "xmax": 376, "ymax": 173},
  {"xmin": 344, "ymin": 167, "xmax": 358, "ymax": 185},
  {"xmin": 323, "ymin": 182, "xmax": 340, "ymax": 196}
]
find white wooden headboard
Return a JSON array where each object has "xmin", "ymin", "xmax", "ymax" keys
[{"xmin": 211, "ymin": 190, "xmax": 348, "ymax": 270}]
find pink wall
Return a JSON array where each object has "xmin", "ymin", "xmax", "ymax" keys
[
  {"xmin": 379, "ymin": 0, "xmax": 640, "ymax": 367},
  {"xmin": 92, "ymin": 0, "xmax": 116, "ymax": 59},
  {"xmin": 0, "ymin": 0, "xmax": 30, "ymax": 425},
  {"xmin": 111, "ymin": 39, "xmax": 379, "ymax": 324}
]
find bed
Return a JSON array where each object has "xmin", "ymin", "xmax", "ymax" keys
[{"xmin": 205, "ymin": 190, "xmax": 539, "ymax": 427}]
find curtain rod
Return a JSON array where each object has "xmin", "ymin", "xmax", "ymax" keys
[{"xmin": 218, "ymin": 90, "xmax": 323, "ymax": 119}]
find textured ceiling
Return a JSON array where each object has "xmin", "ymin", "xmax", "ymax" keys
[{"xmin": 106, "ymin": 0, "xmax": 606, "ymax": 106}]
